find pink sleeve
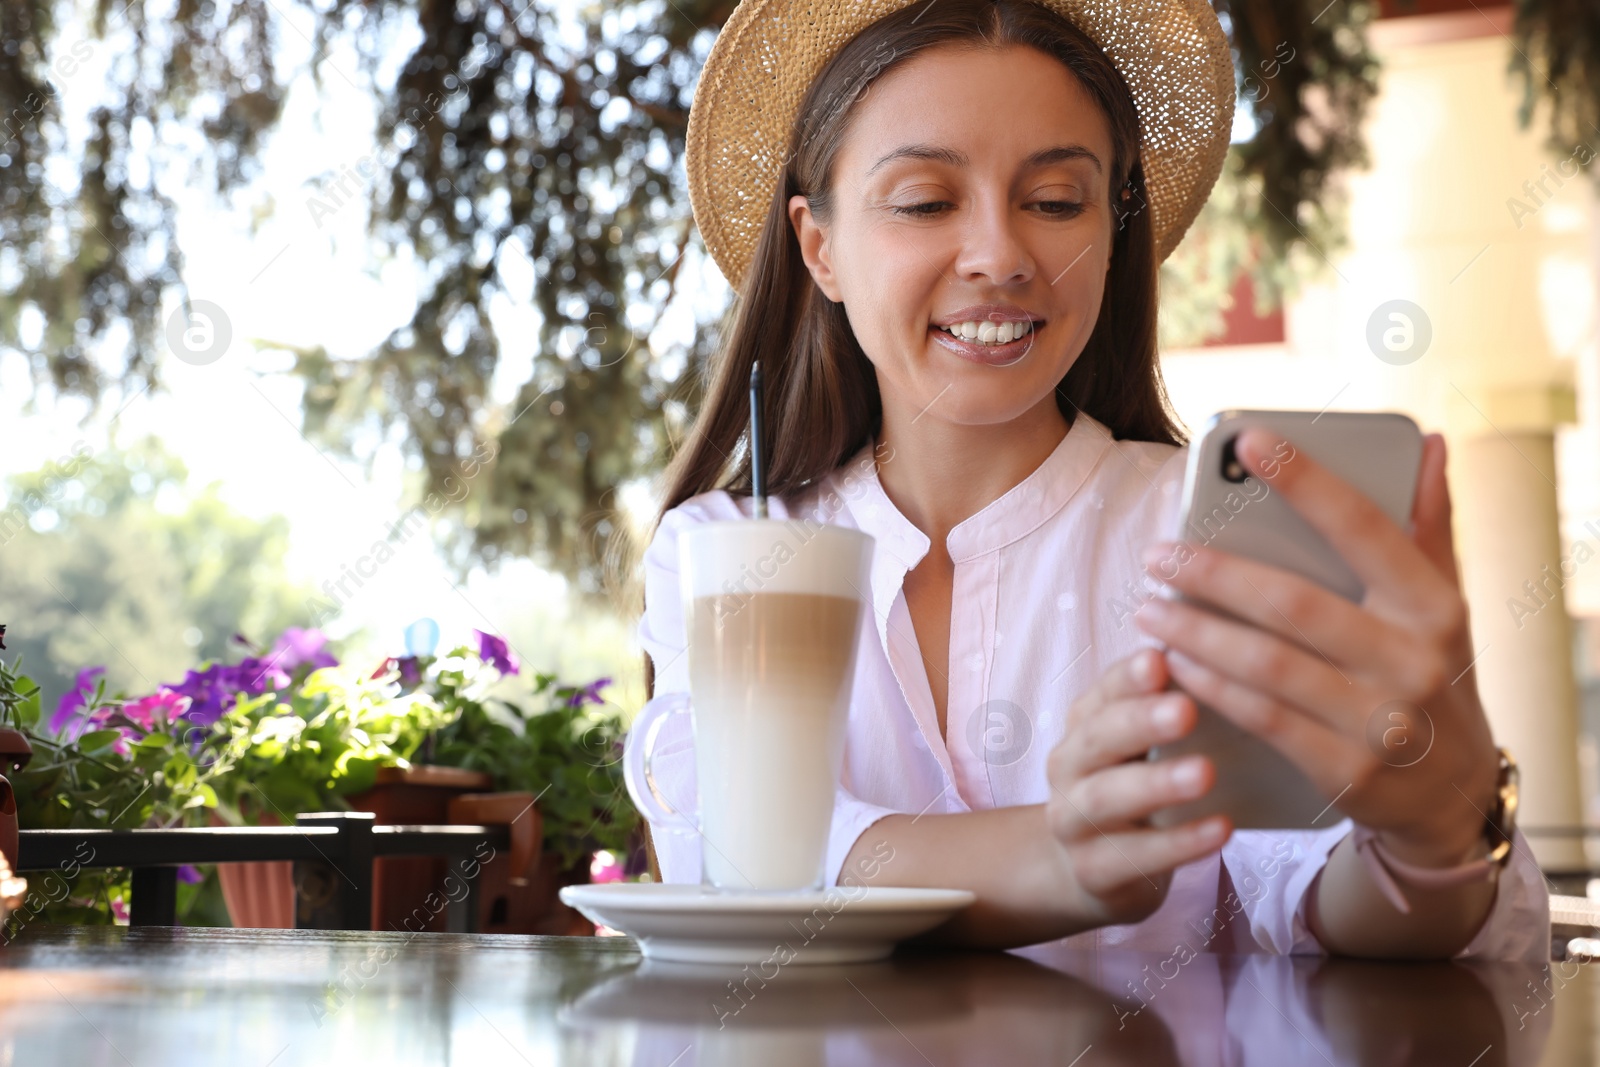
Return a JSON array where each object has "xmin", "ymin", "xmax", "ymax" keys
[
  {"xmin": 827, "ymin": 787, "xmax": 900, "ymax": 888},
  {"xmin": 1223, "ymin": 823, "xmax": 1551, "ymax": 962},
  {"xmin": 1452, "ymin": 827, "xmax": 1550, "ymax": 964}
]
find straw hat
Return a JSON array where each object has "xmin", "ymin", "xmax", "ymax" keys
[{"xmin": 685, "ymin": 0, "xmax": 1236, "ymax": 293}]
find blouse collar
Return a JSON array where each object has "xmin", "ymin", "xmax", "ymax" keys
[{"xmin": 830, "ymin": 409, "xmax": 1115, "ymax": 570}]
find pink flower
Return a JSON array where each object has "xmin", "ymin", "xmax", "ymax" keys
[
  {"xmin": 590, "ymin": 850, "xmax": 624, "ymax": 884},
  {"xmin": 88, "ymin": 688, "xmax": 193, "ymax": 755},
  {"xmin": 121, "ymin": 689, "xmax": 191, "ymax": 730}
]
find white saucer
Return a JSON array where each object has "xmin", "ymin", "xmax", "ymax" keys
[{"xmin": 558, "ymin": 883, "xmax": 975, "ymax": 965}]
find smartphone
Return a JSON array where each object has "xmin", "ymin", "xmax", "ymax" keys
[{"xmin": 1146, "ymin": 409, "xmax": 1424, "ymax": 830}]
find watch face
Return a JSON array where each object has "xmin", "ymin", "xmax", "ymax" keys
[{"xmin": 1490, "ymin": 747, "xmax": 1517, "ymax": 865}]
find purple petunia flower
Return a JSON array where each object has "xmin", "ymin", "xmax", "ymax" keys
[
  {"xmin": 266, "ymin": 627, "xmax": 338, "ymax": 673},
  {"xmin": 237, "ymin": 657, "xmax": 293, "ymax": 694},
  {"xmin": 168, "ymin": 658, "xmax": 289, "ymax": 727},
  {"xmin": 395, "ymin": 655, "xmax": 423, "ymax": 687},
  {"xmin": 474, "ymin": 630, "xmax": 520, "ymax": 675},
  {"xmin": 177, "ymin": 864, "xmax": 204, "ymax": 884},
  {"xmin": 50, "ymin": 666, "xmax": 105, "ymax": 736},
  {"xmin": 168, "ymin": 665, "xmax": 238, "ymax": 727},
  {"xmin": 566, "ymin": 677, "xmax": 613, "ymax": 708}
]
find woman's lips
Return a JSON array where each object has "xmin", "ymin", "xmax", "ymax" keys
[{"xmin": 929, "ymin": 323, "xmax": 1039, "ymax": 366}]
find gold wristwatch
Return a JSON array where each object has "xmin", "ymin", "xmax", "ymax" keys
[{"xmin": 1484, "ymin": 747, "xmax": 1519, "ymax": 867}]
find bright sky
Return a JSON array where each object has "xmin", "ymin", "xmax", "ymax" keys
[{"xmin": 0, "ymin": 0, "xmax": 708, "ymax": 700}]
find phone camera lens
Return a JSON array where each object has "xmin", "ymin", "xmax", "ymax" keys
[{"xmin": 1221, "ymin": 436, "xmax": 1247, "ymax": 484}]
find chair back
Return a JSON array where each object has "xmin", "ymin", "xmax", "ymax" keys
[{"xmin": 447, "ymin": 792, "xmax": 541, "ymax": 886}]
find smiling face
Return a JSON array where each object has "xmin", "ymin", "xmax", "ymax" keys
[{"xmin": 788, "ymin": 42, "xmax": 1119, "ymax": 431}]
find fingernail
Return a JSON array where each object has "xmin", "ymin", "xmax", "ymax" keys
[
  {"xmin": 1141, "ymin": 542, "xmax": 1176, "ymax": 568},
  {"xmin": 1153, "ymin": 695, "xmax": 1182, "ymax": 730},
  {"xmin": 1171, "ymin": 759, "xmax": 1202, "ymax": 790},
  {"xmin": 1136, "ymin": 597, "xmax": 1169, "ymax": 624},
  {"xmin": 1135, "ymin": 649, "xmax": 1159, "ymax": 687},
  {"xmin": 1237, "ymin": 428, "xmax": 1275, "ymax": 468}
]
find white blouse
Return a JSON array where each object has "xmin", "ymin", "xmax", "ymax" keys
[{"xmin": 636, "ymin": 409, "xmax": 1550, "ymax": 962}]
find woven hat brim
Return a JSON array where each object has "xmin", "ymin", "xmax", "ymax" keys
[{"xmin": 685, "ymin": 0, "xmax": 1237, "ymax": 293}]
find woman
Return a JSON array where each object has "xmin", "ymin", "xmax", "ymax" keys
[{"xmin": 634, "ymin": 0, "xmax": 1547, "ymax": 960}]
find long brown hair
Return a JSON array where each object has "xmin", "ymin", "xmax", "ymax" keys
[{"xmin": 635, "ymin": 0, "xmax": 1186, "ymax": 700}]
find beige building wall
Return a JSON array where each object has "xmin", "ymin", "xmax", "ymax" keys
[{"xmin": 1158, "ymin": 8, "xmax": 1599, "ymax": 868}]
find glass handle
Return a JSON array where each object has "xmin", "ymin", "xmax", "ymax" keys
[{"xmin": 622, "ymin": 691, "xmax": 697, "ymax": 836}]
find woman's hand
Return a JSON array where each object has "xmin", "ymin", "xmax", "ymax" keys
[
  {"xmin": 1044, "ymin": 647, "xmax": 1232, "ymax": 926},
  {"xmin": 1131, "ymin": 427, "xmax": 1500, "ymax": 872}
]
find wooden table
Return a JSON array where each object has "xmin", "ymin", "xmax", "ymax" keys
[{"xmin": 0, "ymin": 925, "xmax": 1586, "ymax": 1064}]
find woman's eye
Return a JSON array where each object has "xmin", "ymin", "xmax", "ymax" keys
[
  {"xmin": 1035, "ymin": 200, "xmax": 1086, "ymax": 217},
  {"xmin": 891, "ymin": 201, "xmax": 950, "ymax": 217}
]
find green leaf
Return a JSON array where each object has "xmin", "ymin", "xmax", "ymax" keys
[
  {"xmin": 15, "ymin": 683, "xmax": 41, "ymax": 728},
  {"xmin": 75, "ymin": 729, "xmax": 124, "ymax": 754}
]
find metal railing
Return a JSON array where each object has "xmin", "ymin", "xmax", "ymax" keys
[{"xmin": 15, "ymin": 811, "xmax": 508, "ymax": 931}]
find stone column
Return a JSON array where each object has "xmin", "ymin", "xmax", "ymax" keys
[{"xmin": 1451, "ymin": 388, "xmax": 1585, "ymax": 869}]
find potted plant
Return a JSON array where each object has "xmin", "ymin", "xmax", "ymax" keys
[
  {"xmin": 0, "ymin": 629, "xmax": 237, "ymax": 930},
  {"xmin": 0, "ymin": 623, "xmax": 642, "ymax": 934},
  {"xmin": 201, "ymin": 628, "xmax": 641, "ymax": 932},
  {"xmin": 200, "ymin": 635, "xmax": 455, "ymax": 928},
  {"xmin": 0, "ymin": 626, "xmax": 452, "ymax": 929},
  {"xmin": 187, "ymin": 627, "xmax": 644, "ymax": 932},
  {"xmin": 391, "ymin": 631, "xmax": 642, "ymax": 934}
]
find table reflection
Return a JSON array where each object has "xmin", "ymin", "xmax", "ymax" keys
[
  {"xmin": 1020, "ymin": 947, "xmax": 1561, "ymax": 1067},
  {"xmin": 565, "ymin": 944, "xmax": 1562, "ymax": 1067},
  {"xmin": 562, "ymin": 951, "xmax": 1179, "ymax": 1066},
  {"xmin": 0, "ymin": 928, "xmax": 1579, "ymax": 1066}
]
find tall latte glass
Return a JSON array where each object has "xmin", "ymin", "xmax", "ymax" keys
[{"xmin": 624, "ymin": 519, "xmax": 873, "ymax": 891}]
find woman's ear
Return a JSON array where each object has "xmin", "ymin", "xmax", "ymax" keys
[{"xmin": 789, "ymin": 194, "xmax": 843, "ymax": 302}]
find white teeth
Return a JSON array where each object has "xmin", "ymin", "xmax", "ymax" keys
[{"xmin": 937, "ymin": 319, "xmax": 1035, "ymax": 345}]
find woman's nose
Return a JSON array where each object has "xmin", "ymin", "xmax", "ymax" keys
[{"xmin": 953, "ymin": 197, "xmax": 1034, "ymax": 285}]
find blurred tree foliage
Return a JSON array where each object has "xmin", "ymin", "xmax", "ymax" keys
[
  {"xmin": 1160, "ymin": 0, "xmax": 1382, "ymax": 349},
  {"xmin": 19, "ymin": 0, "xmax": 1559, "ymax": 592},
  {"xmin": 1510, "ymin": 0, "xmax": 1600, "ymax": 158},
  {"xmin": 0, "ymin": 440, "xmax": 309, "ymax": 712}
]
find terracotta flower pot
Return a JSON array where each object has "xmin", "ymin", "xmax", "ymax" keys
[{"xmin": 212, "ymin": 810, "xmax": 295, "ymax": 929}]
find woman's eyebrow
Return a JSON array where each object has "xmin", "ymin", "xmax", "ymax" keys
[
  {"xmin": 866, "ymin": 142, "xmax": 1103, "ymax": 176},
  {"xmin": 866, "ymin": 143, "xmax": 966, "ymax": 175},
  {"xmin": 1025, "ymin": 144, "xmax": 1103, "ymax": 173}
]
